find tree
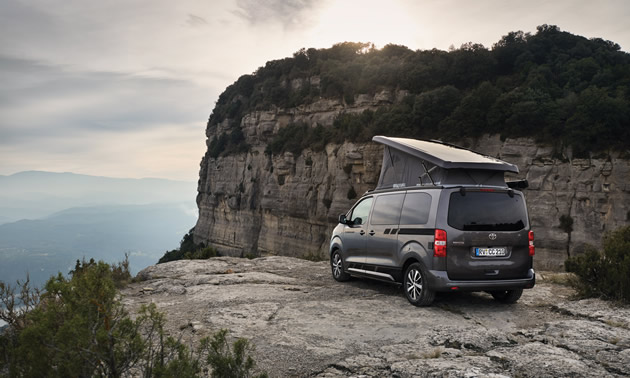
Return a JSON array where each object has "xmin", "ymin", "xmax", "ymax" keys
[
  {"xmin": 203, "ymin": 26, "xmax": 630, "ymax": 157},
  {"xmin": 1, "ymin": 260, "xmax": 268, "ymax": 377},
  {"xmin": 2, "ymin": 260, "xmax": 144, "ymax": 377}
]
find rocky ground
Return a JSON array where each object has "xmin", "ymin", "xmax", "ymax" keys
[{"xmin": 121, "ymin": 257, "xmax": 630, "ymax": 377}]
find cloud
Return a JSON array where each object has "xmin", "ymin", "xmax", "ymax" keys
[
  {"xmin": 0, "ymin": 55, "xmax": 209, "ymax": 179},
  {"xmin": 0, "ymin": 55, "xmax": 209, "ymax": 131},
  {"xmin": 233, "ymin": 0, "xmax": 320, "ymax": 27},
  {"xmin": 186, "ymin": 13, "xmax": 209, "ymax": 27}
]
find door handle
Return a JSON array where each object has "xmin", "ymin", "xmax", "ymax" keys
[
  {"xmin": 359, "ymin": 230, "xmax": 365, "ymax": 235},
  {"xmin": 368, "ymin": 230, "xmax": 375, "ymax": 236}
]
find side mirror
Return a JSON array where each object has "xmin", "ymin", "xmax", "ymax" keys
[{"xmin": 338, "ymin": 214, "xmax": 348, "ymax": 225}]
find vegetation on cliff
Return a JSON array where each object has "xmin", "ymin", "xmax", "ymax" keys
[
  {"xmin": 158, "ymin": 229, "xmax": 219, "ymax": 264},
  {"xmin": 0, "ymin": 258, "xmax": 265, "ymax": 377},
  {"xmin": 208, "ymin": 25, "xmax": 630, "ymax": 157},
  {"xmin": 566, "ymin": 226, "xmax": 630, "ymax": 303}
]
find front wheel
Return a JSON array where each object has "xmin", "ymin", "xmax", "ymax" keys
[
  {"xmin": 331, "ymin": 251, "xmax": 350, "ymax": 282},
  {"xmin": 403, "ymin": 263, "xmax": 435, "ymax": 306},
  {"xmin": 490, "ymin": 289, "xmax": 523, "ymax": 304}
]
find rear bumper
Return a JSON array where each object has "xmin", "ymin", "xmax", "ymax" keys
[{"xmin": 427, "ymin": 269, "xmax": 536, "ymax": 292}]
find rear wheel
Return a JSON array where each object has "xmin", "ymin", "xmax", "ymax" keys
[
  {"xmin": 331, "ymin": 250, "xmax": 350, "ymax": 282},
  {"xmin": 490, "ymin": 289, "xmax": 523, "ymax": 304},
  {"xmin": 403, "ymin": 263, "xmax": 435, "ymax": 306}
]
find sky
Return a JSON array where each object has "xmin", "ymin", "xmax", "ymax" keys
[{"xmin": 0, "ymin": 0, "xmax": 629, "ymax": 181}]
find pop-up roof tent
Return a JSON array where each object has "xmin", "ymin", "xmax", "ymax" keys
[{"xmin": 372, "ymin": 136, "xmax": 520, "ymax": 190}]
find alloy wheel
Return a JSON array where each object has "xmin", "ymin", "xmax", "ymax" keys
[
  {"xmin": 332, "ymin": 253, "xmax": 342, "ymax": 278},
  {"xmin": 406, "ymin": 268, "xmax": 423, "ymax": 301}
]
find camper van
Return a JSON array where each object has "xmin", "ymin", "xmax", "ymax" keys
[{"xmin": 329, "ymin": 136, "xmax": 535, "ymax": 306}]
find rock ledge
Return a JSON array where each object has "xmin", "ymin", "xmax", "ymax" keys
[{"xmin": 123, "ymin": 257, "xmax": 630, "ymax": 377}]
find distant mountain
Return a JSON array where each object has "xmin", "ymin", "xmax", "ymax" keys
[
  {"xmin": 0, "ymin": 171, "xmax": 198, "ymax": 287},
  {"xmin": 0, "ymin": 203, "xmax": 197, "ymax": 287},
  {"xmin": 0, "ymin": 171, "xmax": 196, "ymax": 224}
]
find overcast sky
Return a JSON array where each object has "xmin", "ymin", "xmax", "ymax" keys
[{"xmin": 1, "ymin": 0, "xmax": 629, "ymax": 181}]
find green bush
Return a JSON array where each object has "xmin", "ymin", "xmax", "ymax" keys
[
  {"xmin": 184, "ymin": 246, "xmax": 219, "ymax": 260},
  {"xmin": 209, "ymin": 130, "xmax": 249, "ymax": 158},
  {"xmin": 0, "ymin": 260, "xmax": 267, "ymax": 378},
  {"xmin": 0, "ymin": 259, "xmax": 200, "ymax": 377},
  {"xmin": 565, "ymin": 226, "xmax": 630, "ymax": 302},
  {"xmin": 201, "ymin": 329, "xmax": 268, "ymax": 378},
  {"xmin": 70, "ymin": 254, "xmax": 132, "ymax": 289},
  {"xmin": 159, "ymin": 229, "xmax": 222, "ymax": 264}
]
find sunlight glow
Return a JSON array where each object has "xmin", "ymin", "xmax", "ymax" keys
[{"xmin": 307, "ymin": 0, "xmax": 423, "ymax": 49}]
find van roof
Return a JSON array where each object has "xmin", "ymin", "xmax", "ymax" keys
[{"xmin": 372, "ymin": 136, "xmax": 518, "ymax": 174}]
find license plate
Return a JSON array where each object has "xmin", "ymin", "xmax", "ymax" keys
[{"xmin": 475, "ymin": 247, "xmax": 507, "ymax": 257}]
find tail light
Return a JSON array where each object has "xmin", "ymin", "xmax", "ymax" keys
[
  {"xmin": 434, "ymin": 229, "xmax": 447, "ymax": 257},
  {"xmin": 528, "ymin": 230, "xmax": 535, "ymax": 256}
]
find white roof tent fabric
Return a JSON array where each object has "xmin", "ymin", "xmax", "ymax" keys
[{"xmin": 372, "ymin": 136, "xmax": 519, "ymax": 190}]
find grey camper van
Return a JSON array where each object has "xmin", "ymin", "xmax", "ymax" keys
[{"xmin": 329, "ymin": 136, "xmax": 535, "ymax": 306}]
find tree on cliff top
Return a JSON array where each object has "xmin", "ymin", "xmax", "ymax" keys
[{"xmin": 207, "ymin": 25, "xmax": 630, "ymax": 157}]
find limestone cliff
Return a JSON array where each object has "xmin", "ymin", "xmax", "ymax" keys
[{"xmin": 194, "ymin": 90, "xmax": 630, "ymax": 270}]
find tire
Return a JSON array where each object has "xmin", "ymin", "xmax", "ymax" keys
[
  {"xmin": 403, "ymin": 263, "xmax": 435, "ymax": 306},
  {"xmin": 331, "ymin": 250, "xmax": 350, "ymax": 282},
  {"xmin": 490, "ymin": 289, "xmax": 523, "ymax": 304}
]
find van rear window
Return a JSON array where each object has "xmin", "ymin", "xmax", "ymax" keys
[{"xmin": 448, "ymin": 192, "xmax": 527, "ymax": 231}]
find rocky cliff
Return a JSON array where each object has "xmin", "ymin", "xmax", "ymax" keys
[{"xmin": 194, "ymin": 89, "xmax": 630, "ymax": 270}]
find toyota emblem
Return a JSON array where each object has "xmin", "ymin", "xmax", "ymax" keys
[{"xmin": 489, "ymin": 233, "xmax": 497, "ymax": 240}]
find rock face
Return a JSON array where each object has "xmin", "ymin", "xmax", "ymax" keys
[
  {"xmin": 123, "ymin": 257, "xmax": 630, "ymax": 377},
  {"xmin": 194, "ymin": 91, "xmax": 630, "ymax": 270}
]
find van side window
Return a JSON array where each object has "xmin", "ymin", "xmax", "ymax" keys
[
  {"xmin": 400, "ymin": 192, "xmax": 432, "ymax": 225},
  {"xmin": 349, "ymin": 197, "xmax": 373, "ymax": 225},
  {"xmin": 370, "ymin": 193, "xmax": 405, "ymax": 225}
]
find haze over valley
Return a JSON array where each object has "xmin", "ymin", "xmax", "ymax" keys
[{"xmin": 0, "ymin": 171, "xmax": 197, "ymax": 287}]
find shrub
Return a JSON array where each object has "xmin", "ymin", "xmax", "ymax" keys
[
  {"xmin": 111, "ymin": 253, "xmax": 132, "ymax": 288},
  {"xmin": 209, "ymin": 130, "xmax": 249, "ymax": 158},
  {"xmin": 191, "ymin": 246, "xmax": 219, "ymax": 260},
  {"xmin": 137, "ymin": 303, "xmax": 201, "ymax": 377},
  {"xmin": 1, "ymin": 261, "xmax": 266, "ymax": 378},
  {"xmin": 201, "ymin": 329, "xmax": 268, "ymax": 378},
  {"xmin": 565, "ymin": 225, "xmax": 630, "ymax": 302},
  {"xmin": 0, "ymin": 259, "xmax": 193, "ymax": 377},
  {"xmin": 69, "ymin": 255, "xmax": 132, "ymax": 289},
  {"xmin": 300, "ymin": 251, "xmax": 325, "ymax": 262},
  {"xmin": 159, "ymin": 229, "xmax": 213, "ymax": 264}
]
